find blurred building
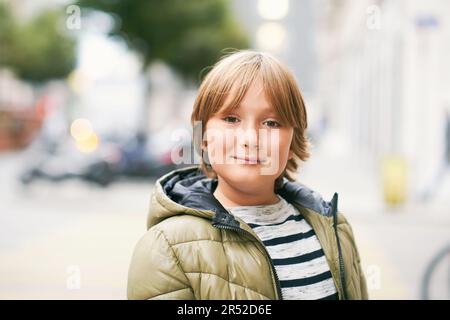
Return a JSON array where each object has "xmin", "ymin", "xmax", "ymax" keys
[{"xmin": 316, "ymin": 0, "xmax": 450, "ymax": 198}]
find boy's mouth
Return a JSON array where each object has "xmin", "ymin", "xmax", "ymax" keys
[{"xmin": 231, "ymin": 155, "xmax": 265, "ymax": 164}]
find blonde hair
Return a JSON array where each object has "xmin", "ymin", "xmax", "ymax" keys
[{"xmin": 191, "ymin": 50, "xmax": 310, "ymax": 188}]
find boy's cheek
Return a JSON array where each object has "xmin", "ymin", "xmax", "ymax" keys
[{"xmin": 208, "ymin": 146, "xmax": 228, "ymax": 165}]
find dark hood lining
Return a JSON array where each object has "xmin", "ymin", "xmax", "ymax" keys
[{"xmin": 159, "ymin": 166, "xmax": 333, "ymax": 217}]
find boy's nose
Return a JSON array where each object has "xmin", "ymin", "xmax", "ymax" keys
[{"xmin": 241, "ymin": 128, "xmax": 259, "ymax": 150}]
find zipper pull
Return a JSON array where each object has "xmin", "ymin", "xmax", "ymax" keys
[{"xmin": 212, "ymin": 209, "xmax": 240, "ymax": 228}]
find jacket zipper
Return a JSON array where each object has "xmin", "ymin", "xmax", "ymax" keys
[
  {"xmin": 211, "ymin": 193, "xmax": 346, "ymax": 300},
  {"xmin": 331, "ymin": 193, "xmax": 348, "ymax": 300},
  {"xmin": 212, "ymin": 223, "xmax": 283, "ymax": 300}
]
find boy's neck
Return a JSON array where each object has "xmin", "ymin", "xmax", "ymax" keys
[{"xmin": 213, "ymin": 177, "xmax": 280, "ymax": 208}]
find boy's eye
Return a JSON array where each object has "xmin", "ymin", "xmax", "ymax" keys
[
  {"xmin": 263, "ymin": 120, "xmax": 281, "ymax": 128},
  {"xmin": 223, "ymin": 116, "xmax": 240, "ymax": 123}
]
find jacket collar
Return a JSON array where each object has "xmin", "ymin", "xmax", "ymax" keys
[
  {"xmin": 150, "ymin": 165, "xmax": 336, "ymax": 229},
  {"xmin": 150, "ymin": 165, "xmax": 345, "ymax": 300}
]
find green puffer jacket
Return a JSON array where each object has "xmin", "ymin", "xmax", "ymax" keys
[{"xmin": 127, "ymin": 166, "xmax": 368, "ymax": 300}]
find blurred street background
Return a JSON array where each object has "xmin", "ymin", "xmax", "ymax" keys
[{"xmin": 0, "ymin": 0, "xmax": 449, "ymax": 299}]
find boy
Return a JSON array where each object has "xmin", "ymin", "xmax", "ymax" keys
[{"xmin": 127, "ymin": 50, "xmax": 368, "ymax": 300}]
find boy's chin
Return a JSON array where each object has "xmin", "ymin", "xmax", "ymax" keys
[
  {"xmin": 216, "ymin": 164, "xmax": 278, "ymax": 184},
  {"xmin": 228, "ymin": 161, "xmax": 282, "ymax": 177}
]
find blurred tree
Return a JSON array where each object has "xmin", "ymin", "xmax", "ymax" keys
[
  {"xmin": 77, "ymin": 0, "xmax": 249, "ymax": 84},
  {"xmin": 0, "ymin": 3, "xmax": 76, "ymax": 82},
  {"xmin": 77, "ymin": 0, "xmax": 249, "ymax": 134},
  {"xmin": 0, "ymin": 3, "xmax": 16, "ymax": 68}
]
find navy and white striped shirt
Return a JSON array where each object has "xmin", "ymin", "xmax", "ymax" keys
[{"xmin": 226, "ymin": 195, "xmax": 339, "ymax": 300}]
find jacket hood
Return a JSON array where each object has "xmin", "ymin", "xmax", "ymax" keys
[{"xmin": 147, "ymin": 165, "xmax": 336, "ymax": 230}]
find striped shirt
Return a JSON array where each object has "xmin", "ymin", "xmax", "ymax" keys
[{"xmin": 225, "ymin": 195, "xmax": 339, "ymax": 300}]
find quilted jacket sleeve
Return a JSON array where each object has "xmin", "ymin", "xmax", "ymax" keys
[
  {"xmin": 337, "ymin": 213, "xmax": 369, "ymax": 300},
  {"xmin": 127, "ymin": 227, "xmax": 195, "ymax": 300}
]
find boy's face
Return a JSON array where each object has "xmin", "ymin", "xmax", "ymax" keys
[{"xmin": 204, "ymin": 79, "xmax": 294, "ymax": 192}]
